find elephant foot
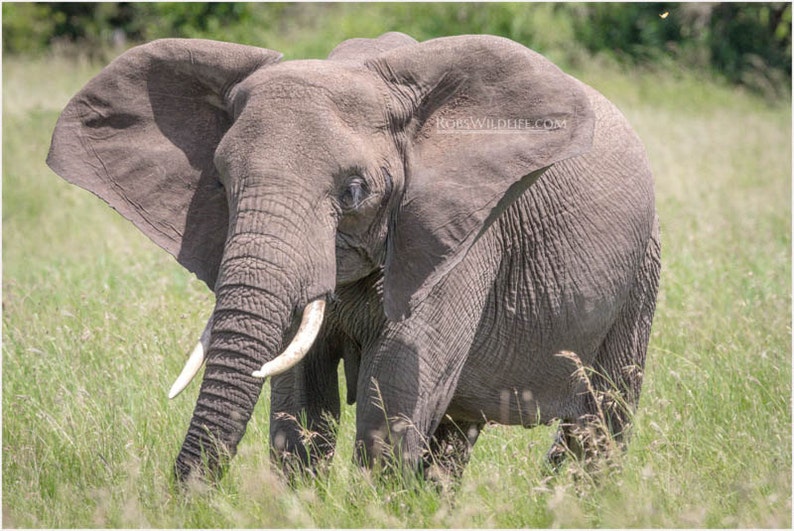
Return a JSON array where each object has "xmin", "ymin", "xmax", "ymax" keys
[
  {"xmin": 424, "ymin": 420, "xmax": 482, "ymax": 491},
  {"xmin": 545, "ymin": 428, "xmax": 570, "ymax": 471},
  {"xmin": 546, "ymin": 416, "xmax": 625, "ymax": 481},
  {"xmin": 270, "ymin": 422, "xmax": 337, "ymax": 484},
  {"xmin": 354, "ymin": 418, "xmax": 433, "ymax": 485}
]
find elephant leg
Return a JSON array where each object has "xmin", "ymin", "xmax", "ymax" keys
[
  {"xmin": 425, "ymin": 419, "xmax": 483, "ymax": 485},
  {"xmin": 591, "ymin": 222, "xmax": 660, "ymax": 446},
  {"xmin": 547, "ymin": 225, "xmax": 661, "ymax": 469},
  {"xmin": 269, "ymin": 340, "xmax": 341, "ymax": 480},
  {"xmin": 546, "ymin": 417, "xmax": 602, "ymax": 470},
  {"xmin": 354, "ymin": 333, "xmax": 477, "ymax": 477},
  {"xmin": 353, "ymin": 251, "xmax": 493, "ymax": 477},
  {"xmin": 352, "ymin": 374, "xmax": 429, "ymax": 476},
  {"xmin": 546, "ymin": 411, "xmax": 622, "ymax": 478}
]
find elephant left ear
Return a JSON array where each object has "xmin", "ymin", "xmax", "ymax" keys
[{"xmin": 367, "ymin": 35, "xmax": 596, "ymax": 320}]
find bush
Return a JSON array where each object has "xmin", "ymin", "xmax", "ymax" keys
[
  {"xmin": 570, "ymin": 2, "xmax": 791, "ymax": 97},
  {"xmin": 2, "ymin": 3, "xmax": 61, "ymax": 54},
  {"xmin": 1, "ymin": 2, "xmax": 289, "ymax": 54},
  {"xmin": 2, "ymin": 2, "xmax": 790, "ymax": 97},
  {"xmin": 571, "ymin": 2, "xmax": 682, "ymax": 61},
  {"xmin": 706, "ymin": 3, "xmax": 791, "ymax": 95}
]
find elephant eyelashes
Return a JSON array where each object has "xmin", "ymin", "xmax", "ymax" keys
[{"xmin": 339, "ymin": 176, "xmax": 369, "ymax": 211}]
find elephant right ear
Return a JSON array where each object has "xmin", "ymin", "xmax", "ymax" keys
[{"xmin": 46, "ymin": 39, "xmax": 282, "ymax": 290}]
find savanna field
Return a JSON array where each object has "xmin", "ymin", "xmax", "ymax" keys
[{"xmin": 3, "ymin": 4, "xmax": 791, "ymax": 527}]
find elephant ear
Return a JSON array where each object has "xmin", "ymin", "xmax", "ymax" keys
[
  {"xmin": 368, "ymin": 35, "xmax": 596, "ymax": 320},
  {"xmin": 327, "ymin": 31, "xmax": 417, "ymax": 61},
  {"xmin": 46, "ymin": 39, "xmax": 282, "ymax": 289}
]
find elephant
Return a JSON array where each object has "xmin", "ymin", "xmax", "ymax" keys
[{"xmin": 47, "ymin": 32, "xmax": 661, "ymax": 483}]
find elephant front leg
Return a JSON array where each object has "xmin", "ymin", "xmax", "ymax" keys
[
  {"xmin": 546, "ymin": 415, "xmax": 617, "ymax": 476},
  {"xmin": 352, "ymin": 376, "xmax": 430, "ymax": 476},
  {"xmin": 269, "ymin": 347, "xmax": 341, "ymax": 480},
  {"xmin": 354, "ymin": 343, "xmax": 472, "ymax": 479},
  {"xmin": 353, "ymin": 257, "xmax": 489, "ymax": 479}
]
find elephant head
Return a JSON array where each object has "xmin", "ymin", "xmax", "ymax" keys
[{"xmin": 47, "ymin": 32, "xmax": 594, "ymax": 480}]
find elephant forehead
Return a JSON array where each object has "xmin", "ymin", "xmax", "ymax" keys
[
  {"xmin": 217, "ymin": 99, "xmax": 390, "ymax": 178},
  {"xmin": 239, "ymin": 60, "xmax": 386, "ymax": 122},
  {"xmin": 218, "ymin": 64, "xmax": 391, "ymax": 166}
]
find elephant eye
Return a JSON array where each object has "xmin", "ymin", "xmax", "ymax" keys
[{"xmin": 340, "ymin": 176, "xmax": 369, "ymax": 211}]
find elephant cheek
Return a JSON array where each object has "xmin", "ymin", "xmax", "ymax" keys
[
  {"xmin": 336, "ymin": 253, "xmax": 371, "ymax": 283},
  {"xmin": 335, "ymin": 238, "xmax": 381, "ymax": 284}
]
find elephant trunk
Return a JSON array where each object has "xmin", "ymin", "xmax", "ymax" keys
[
  {"xmin": 174, "ymin": 283, "xmax": 287, "ymax": 481},
  {"xmin": 174, "ymin": 200, "xmax": 335, "ymax": 482}
]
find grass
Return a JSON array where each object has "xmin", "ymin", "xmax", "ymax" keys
[{"xmin": 3, "ymin": 9, "xmax": 791, "ymax": 528}]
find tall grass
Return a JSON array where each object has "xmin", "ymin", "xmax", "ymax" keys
[{"xmin": 3, "ymin": 17, "xmax": 790, "ymax": 529}]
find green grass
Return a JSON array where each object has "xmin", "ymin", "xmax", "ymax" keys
[{"xmin": 3, "ymin": 12, "xmax": 791, "ymax": 528}]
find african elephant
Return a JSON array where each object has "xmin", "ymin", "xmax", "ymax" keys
[{"xmin": 47, "ymin": 32, "xmax": 660, "ymax": 482}]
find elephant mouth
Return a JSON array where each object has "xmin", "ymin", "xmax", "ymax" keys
[{"xmin": 168, "ymin": 298, "xmax": 327, "ymax": 398}]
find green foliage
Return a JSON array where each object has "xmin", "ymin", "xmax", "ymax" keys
[
  {"xmin": 572, "ymin": 2, "xmax": 683, "ymax": 60},
  {"xmin": 1, "ymin": 3, "xmax": 60, "ymax": 54},
  {"xmin": 2, "ymin": 3, "xmax": 791, "ymax": 96},
  {"xmin": 571, "ymin": 2, "xmax": 792, "ymax": 97},
  {"xmin": 1, "ymin": 2, "xmax": 290, "ymax": 55},
  {"xmin": 127, "ymin": 3, "xmax": 289, "ymax": 44},
  {"xmin": 707, "ymin": 3, "xmax": 792, "ymax": 95}
]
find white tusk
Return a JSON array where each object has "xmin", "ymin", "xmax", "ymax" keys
[
  {"xmin": 252, "ymin": 299, "xmax": 326, "ymax": 378},
  {"xmin": 168, "ymin": 316, "xmax": 213, "ymax": 399}
]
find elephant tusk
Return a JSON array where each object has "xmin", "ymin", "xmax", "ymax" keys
[
  {"xmin": 252, "ymin": 299, "xmax": 326, "ymax": 378},
  {"xmin": 168, "ymin": 316, "xmax": 212, "ymax": 399}
]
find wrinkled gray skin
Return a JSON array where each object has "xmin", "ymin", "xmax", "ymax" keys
[{"xmin": 47, "ymin": 32, "xmax": 660, "ymax": 482}]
